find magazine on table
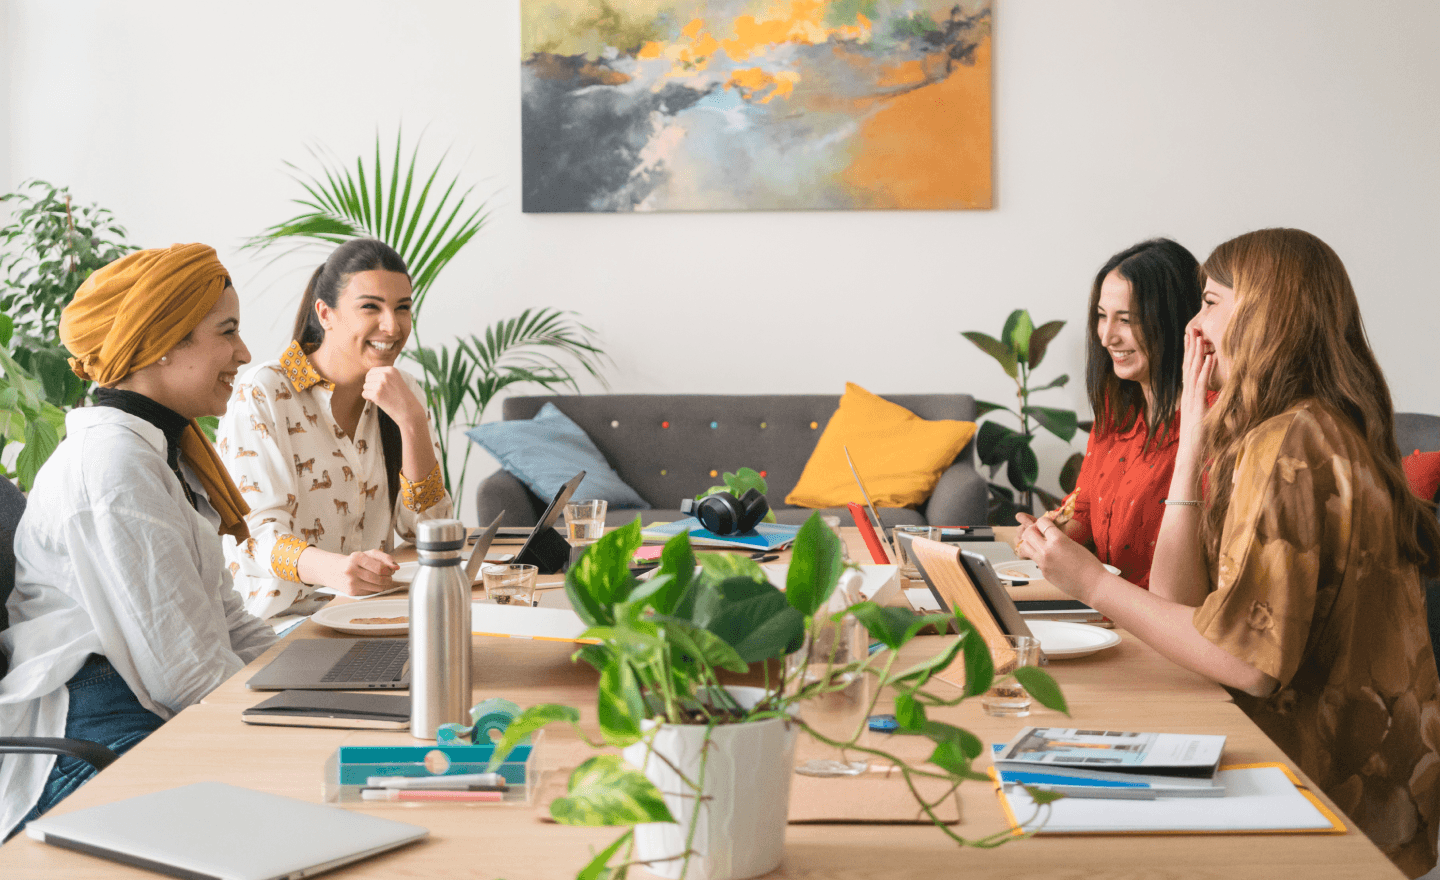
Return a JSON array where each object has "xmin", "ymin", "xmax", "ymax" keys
[{"xmin": 994, "ymin": 727, "xmax": 1226, "ymax": 778}]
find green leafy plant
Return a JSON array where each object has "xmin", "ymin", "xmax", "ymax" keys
[
  {"xmin": 488, "ymin": 514, "xmax": 1068, "ymax": 878},
  {"xmin": 245, "ymin": 131, "xmax": 610, "ymax": 501},
  {"xmin": 963, "ymin": 309, "xmax": 1084, "ymax": 523},
  {"xmin": 1, "ymin": 180, "xmax": 139, "ymax": 484},
  {"xmin": 2, "ymin": 180, "xmax": 138, "ymax": 411},
  {"xmin": 405, "ymin": 308, "xmax": 609, "ymax": 499},
  {"xmin": 0, "ymin": 316, "xmax": 66, "ymax": 490},
  {"xmin": 693, "ymin": 466, "xmax": 778, "ymax": 524}
]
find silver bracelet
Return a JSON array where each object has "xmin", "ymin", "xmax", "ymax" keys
[{"xmin": 1163, "ymin": 499, "xmax": 1201, "ymax": 506}]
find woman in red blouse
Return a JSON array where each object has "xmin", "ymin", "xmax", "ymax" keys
[{"xmin": 1032, "ymin": 239, "xmax": 1202, "ymax": 588}]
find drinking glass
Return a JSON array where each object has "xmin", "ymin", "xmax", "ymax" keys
[
  {"xmin": 787, "ymin": 613, "xmax": 870, "ymax": 777},
  {"xmin": 982, "ymin": 634, "xmax": 1040, "ymax": 717},
  {"xmin": 482, "ymin": 564, "xmax": 539, "ymax": 606},
  {"xmin": 892, "ymin": 525, "xmax": 940, "ymax": 579},
  {"xmin": 564, "ymin": 500, "xmax": 607, "ymax": 546}
]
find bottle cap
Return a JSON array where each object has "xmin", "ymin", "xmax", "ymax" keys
[{"xmin": 416, "ymin": 518, "xmax": 467, "ymax": 551}]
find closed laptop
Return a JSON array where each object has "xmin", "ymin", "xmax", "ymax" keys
[{"xmin": 26, "ymin": 781, "xmax": 427, "ymax": 880}]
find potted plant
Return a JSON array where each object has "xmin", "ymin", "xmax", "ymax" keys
[
  {"xmin": 1, "ymin": 180, "xmax": 139, "ymax": 484},
  {"xmin": 962, "ymin": 309, "xmax": 1085, "ymax": 523},
  {"xmin": 244, "ymin": 131, "xmax": 610, "ymax": 501},
  {"xmin": 488, "ymin": 514, "xmax": 1067, "ymax": 880}
]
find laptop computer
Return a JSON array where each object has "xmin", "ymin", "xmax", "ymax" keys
[
  {"xmin": 27, "ymin": 781, "xmax": 427, "ymax": 880},
  {"xmin": 246, "ymin": 514, "xmax": 507, "ymax": 692},
  {"xmin": 246, "ymin": 637, "xmax": 410, "ymax": 691}
]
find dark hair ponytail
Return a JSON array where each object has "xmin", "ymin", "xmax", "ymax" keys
[{"xmin": 290, "ymin": 238, "xmax": 411, "ymax": 509}]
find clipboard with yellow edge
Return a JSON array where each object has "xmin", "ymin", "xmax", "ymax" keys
[{"xmin": 990, "ymin": 761, "xmax": 1346, "ymax": 836}]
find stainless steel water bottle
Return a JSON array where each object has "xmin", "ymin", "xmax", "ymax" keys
[{"xmin": 409, "ymin": 519, "xmax": 472, "ymax": 739}]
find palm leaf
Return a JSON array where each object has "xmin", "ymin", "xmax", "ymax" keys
[{"xmin": 243, "ymin": 130, "xmax": 489, "ymax": 309}]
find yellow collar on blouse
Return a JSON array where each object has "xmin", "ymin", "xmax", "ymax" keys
[{"xmin": 279, "ymin": 341, "xmax": 335, "ymax": 393}]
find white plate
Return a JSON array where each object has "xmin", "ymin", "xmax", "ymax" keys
[
  {"xmin": 311, "ymin": 599, "xmax": 410, "ymax": 636},
  {"xmin": 1026, "ymin": 619, "xmax": 1121, "ymax": 659},
  {"xmin": 995, "ymin": 560, "xmax": 1120, "ymax": 583}
]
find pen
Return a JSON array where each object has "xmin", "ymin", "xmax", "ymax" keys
[
  {"xmin": 368, "ymin": 772, "xmax": 507, "ymax": 789},
  {"xmin": 751, "ymin": 554, "xmax": 779, "ymax": 563},
  {"xmin": 361, "ymin": 789, "xmax": 504, "ymax": 802}
]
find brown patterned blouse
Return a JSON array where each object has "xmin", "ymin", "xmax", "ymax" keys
[{"xmin": 1193, "ymin": 400, "xmax": 1440, "ymax": 878}]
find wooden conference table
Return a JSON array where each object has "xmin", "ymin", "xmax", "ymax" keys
[{"xmin": 0, "ymin": 530, "xmax": 1407, "ymax": 879}]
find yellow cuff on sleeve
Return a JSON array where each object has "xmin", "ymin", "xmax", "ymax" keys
[
  {"xmin": 400, "ymin": 463, "xmax": 446, "ymax": 513},
  {"xmin": 271, "ymin": 534, "xmax": 309, "ymax": 582}
]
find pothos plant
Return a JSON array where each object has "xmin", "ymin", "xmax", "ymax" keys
[
  {"xmin": 487, "ymin": 514, "xmax": 1068, "ymax": 879},
  {"xmin": 963, "ymin": 309, "xmax": 1085, "ymax": 524}
]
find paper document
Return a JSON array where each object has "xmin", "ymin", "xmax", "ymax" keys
[{"xmin": 994, "ymin": 764, "xmax": 1344, "ymax": 834}]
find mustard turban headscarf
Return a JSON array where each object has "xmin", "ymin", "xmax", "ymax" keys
[{"xmin": 60, "ymin": 243, "xmax": 251, "ymax": 540}]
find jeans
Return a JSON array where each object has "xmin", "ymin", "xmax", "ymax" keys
[{"xmin": 11, "ymin": 654, "xmax": 164, "ymax": 837}]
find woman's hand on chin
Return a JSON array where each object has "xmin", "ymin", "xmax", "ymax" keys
[
  {"xmin": 362, "ymin": 367, "xmax": 428, "ymax": 430},
  {"xmin": 1014, "ymin": 513, "xmax": 1107, "ymax": 602}
]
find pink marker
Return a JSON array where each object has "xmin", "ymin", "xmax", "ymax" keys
[{"xmin": 361, "ymin": 789, "xmax": 503, "ymax": 802}]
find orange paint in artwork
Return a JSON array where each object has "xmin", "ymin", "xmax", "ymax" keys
[
  {"xmin": 638, "ymin": 41, "xmax": 664, "ymax": 60},
  {"xmin": 726, "ymin": 67, "xmax": 799, "ymax": 103},
  {"xmin": 682, "ymin": 19, "xmax": 705, "ymax": 39},
  {"xmin": 841, "ymin": 38, "xmax": 993, "ymax": 209}
]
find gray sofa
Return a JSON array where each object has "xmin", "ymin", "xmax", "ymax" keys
[
  {"xmin": 1397, "ymin": 412, "xmax": 1440, "ymax": 664},
  {"xmin": 474, "ymin": 393, "xmax": 987, "ymax": 529}
]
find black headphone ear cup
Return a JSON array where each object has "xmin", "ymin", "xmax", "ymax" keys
[
  {"xmin": 736, "ymin": 489, "xmax": 769, "ymax": 532},
  {"xmin": 698, "ymin": 493, "xmax": 743, "ymax": 534}
]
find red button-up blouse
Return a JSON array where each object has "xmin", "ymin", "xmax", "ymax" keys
[{"xmin": 1062, "ymin": 411, "xmax": 1180, "ymax": 589}]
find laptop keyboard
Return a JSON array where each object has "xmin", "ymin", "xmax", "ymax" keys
[{"xmin": 321, "ymin": 640, "xmax": 409, "ymax": 683}]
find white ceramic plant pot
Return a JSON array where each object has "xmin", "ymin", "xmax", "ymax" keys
[{"xmin": 622, "ymin": 686, "xmax": 798, "ymax": 880}]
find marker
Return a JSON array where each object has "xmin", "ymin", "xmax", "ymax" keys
[
  {"xmin": 368, "ymin": 772, "xmax": 507, "ymax": 789},
  {"xmin": 361, "ymin": 789, "xmax": 504, "ymax": 802}
]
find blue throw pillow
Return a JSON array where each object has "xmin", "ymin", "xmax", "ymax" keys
[{"xmin": 465, "ymin": 403, "xmax": 650, "ymax": 510}]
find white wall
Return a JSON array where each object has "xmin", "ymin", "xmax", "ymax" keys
[{"xmin": 7, "ymin": 0, "xmax": 1440, "ymax": 516}]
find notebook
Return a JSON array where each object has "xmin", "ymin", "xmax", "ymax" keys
[
  {"xmin": 246, "ymin": 637, "xmax": 409, "ymax": 691},
  {"xmin": 241, "ymin": 691, "xmax": 411, "ymax": 730},
  {"xmin": 26, "ymin": 781, "xmax": 428, "ymax": 880}
]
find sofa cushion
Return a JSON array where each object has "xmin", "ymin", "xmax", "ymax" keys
[
  {"xmin": 465, "ymin": 403, "xmax": 650, "ymax": 509},
  {"xmin": 784, "ymin": 383, "xmax": 977, "ymax": 509},
  {"xmin": 1402, "ymin": 449, "xmax": 1440, "ymax": 503}
]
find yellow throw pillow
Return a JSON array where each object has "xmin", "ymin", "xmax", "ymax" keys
[{"xmin": 785, "ymin": 383, "xmax": 978, "ymax": 509}]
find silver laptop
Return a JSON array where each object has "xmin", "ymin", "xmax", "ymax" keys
[
  {"xmin": 246, "ymin": 637, "xmax": 410, "ymax": 691},
  {"xmin": 246, "ymin": 515, "xmax": 505, "ymax": 691},
  {"xmin": 27, "ymin": 781, "xmax": 427, "ymax": 880}
]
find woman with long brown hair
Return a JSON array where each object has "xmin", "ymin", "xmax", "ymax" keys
[
  {"xmin": 1018, "ymin": 228, "xmax": 1440, "ymax": 877},
  {"xmin": 217, "ymin": 238, "xmax": 452, "ymax": 620}
]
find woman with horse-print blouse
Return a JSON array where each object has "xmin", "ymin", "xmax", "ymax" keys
[{"xmin": 217, "ymin": 239, "xmax": 452, "ymax": 621}]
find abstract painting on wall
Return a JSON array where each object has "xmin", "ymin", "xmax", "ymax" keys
[{"xmin": 521, "ymin": 1, "xmax": 993, "ymax": 213}]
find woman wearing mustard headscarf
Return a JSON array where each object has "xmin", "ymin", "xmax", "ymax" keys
[{"xmin": 0, "ymin": 243, "xmax": 277, "ymax": 840}]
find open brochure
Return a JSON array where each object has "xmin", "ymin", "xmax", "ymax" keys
[{"xmin": 994, "ymin": 727, "xmax": 1226, "ymax": 778}]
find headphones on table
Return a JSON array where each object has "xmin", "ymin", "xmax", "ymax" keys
[{"xmin": 680, "ymin": 489, "xmax": 770, "ymax": 535}]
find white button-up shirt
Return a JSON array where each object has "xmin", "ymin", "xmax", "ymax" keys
[
  {"xmin": 217, "ymin": 343, "xmax": 452, "ymax": 620},
  {"xmin": 0, "ymin": 406, "xmax": 277, "ymax": 838}
]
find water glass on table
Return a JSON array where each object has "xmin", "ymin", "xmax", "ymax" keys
[
  {"xmin": 892, "ymin": 525, "xmax": 940, "ymax": 578},
  {"xmin": 564, "ymin": 499, "xmax": 607, "ymax": 545},
  {"xmin": 982, "ymin": 634, "xmax": 1041, "ymax": 717},
  {"xmin": 482, "ymin": 564, "xmax": 539, "ymax": 606}
]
